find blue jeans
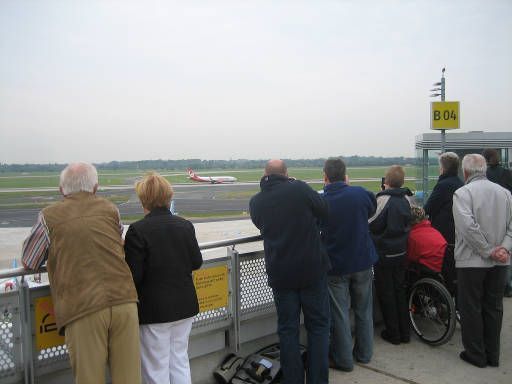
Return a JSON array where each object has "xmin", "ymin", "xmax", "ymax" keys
[
  {"xmin": 272, "ymin": 276, "xmax": 330, "ymax": 384},
  {"xmin": 328, "ymin": 268, "xmax": 373, "ymax": 370}
]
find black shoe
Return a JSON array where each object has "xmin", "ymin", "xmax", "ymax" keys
[
  {"xmin": 487, "ymin": 360, "xmax": 499, "ymax": 367},
  {"xmin": 381, "ymin": 330, "xmax": 400, "ymax": 345},
  {"xmin": 400, "ymin": 334, "xmax": 411, "ymax": 343},
  {"xmin": 459, "ymin": 351, "xmax": 486, "ymax": 368}
]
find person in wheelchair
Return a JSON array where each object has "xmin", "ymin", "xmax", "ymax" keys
[{"xmin": 406, "ymin": 206, "xmax": 447, "ymax": 281}]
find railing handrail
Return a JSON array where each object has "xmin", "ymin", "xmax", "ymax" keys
[{"xmin": 0, "ymin": 234, "xmax": 263, "ymax": 280}]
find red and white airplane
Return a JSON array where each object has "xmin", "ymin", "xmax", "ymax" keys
[{"xmin": 186, "ymin": 168, "xmax": 237, "ymax": 184}]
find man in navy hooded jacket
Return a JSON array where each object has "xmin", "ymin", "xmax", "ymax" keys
[
  {"xmin": 320, "ymin": 158, "xmax": 378, "ymax": 372},
  {"xmin": 250, "ymin": 159, "xmax": 330, "ymax": 384}
]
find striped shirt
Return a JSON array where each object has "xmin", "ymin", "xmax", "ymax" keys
[
  {"xmin": 22, "ymin": 212, "xmax": 50, "ymax": 270},
  {"xmin": 22, "ymin": 209, "xmax": 125, "ymax": 271}
]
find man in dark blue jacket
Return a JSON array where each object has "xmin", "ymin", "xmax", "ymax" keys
[
  {"xmin": 424, "ymin": 152, "xmax": 463, "ymax": 295},
  {"xmin": 320, "ymin": 158, "xmax": 378, "ymax": 372},
  {"xmin": 369, "ymin": 165, "xmax": 412, "ymax": 345},
  {"xmin": 250, "ymin": 159, "xmax": 330, "ymax": 384}
]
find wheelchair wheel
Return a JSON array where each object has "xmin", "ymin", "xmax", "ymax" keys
[{"xmin": 408, "ymin": 277, "xmax": 456, "ymax": 346}]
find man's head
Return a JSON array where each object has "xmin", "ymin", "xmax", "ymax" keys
[
  {"xmin": 462, "ymin": 154, "xmax": 487, "ymax": 181},
  {"xmin": 59, "ymin": 162, "xmax": 98, "ymax": 196},
  {"xmin": 384, "ymin": 165, "xmax": 405, "ymax": 189},
  {"xmin": 323, "ymin": 157, "xmax": 346, "ymax": 184},
  {"xmin": 482, "ymin": 149, "xmax": 500, "ymax": 166},
  {"xmin": 264, "ymin": 159, "xmax": 288, "ymax": 177},
  {"xmin": 439, "ymin": 152, "xmax": 459, "ymax": 175},
  {"xmin": 135, "ymin": 172, "xmax": 174, "ymax": 211}
]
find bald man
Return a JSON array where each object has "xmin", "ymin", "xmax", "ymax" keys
[{"xmin": 250, "ymin": 159, "xmax": 330, "ymax": 384}]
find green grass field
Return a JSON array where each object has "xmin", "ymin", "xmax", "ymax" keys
[
  {"xmin": 0, "ymin": 166, "xmax": 432, "ymax": 214},
  {"xmin": 0, "ymin": 165, "xmax": 439, "ymax": 189}
]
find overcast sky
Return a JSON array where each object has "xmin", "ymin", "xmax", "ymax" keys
[{"xmin": 1, "ymin": 1, "xmax": 511, "ymax": 164}]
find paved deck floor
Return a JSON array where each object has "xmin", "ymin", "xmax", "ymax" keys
[{"xmin": 331, "ymin": 299, "xmax": 511, "ymax": 384}]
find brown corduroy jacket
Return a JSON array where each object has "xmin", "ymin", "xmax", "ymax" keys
[{"xmin": 42, "ymin": 192, "xmax": 137, "ymax": 335}]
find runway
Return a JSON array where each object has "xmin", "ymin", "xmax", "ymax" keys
[{"xmin": 0, "ymin": 183, "xmax": 261, "ymax": 228}]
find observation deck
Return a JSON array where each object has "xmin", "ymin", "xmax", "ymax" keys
[{"xmin": 0, "ymin": 220, "xmax": 510, "ymax": 384}]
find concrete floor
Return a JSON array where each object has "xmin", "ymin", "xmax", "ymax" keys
[{"xmin": 330, "ymin": 304, "xmax": 511, "ymax": 384}]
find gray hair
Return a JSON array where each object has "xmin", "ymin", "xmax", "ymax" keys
[
  {"xmin": 461, "ymin": 154, "xmax": 487, "ymax": 178},
  {"xmin": 438, "ymin": 152, "xmax": 459, "ymax": 174},
  {"xmin": 60, "ymin": 162, "xmax": 98, "ymax": 195}
]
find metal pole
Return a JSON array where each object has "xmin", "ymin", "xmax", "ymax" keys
[
  {"xmin": 227, "ymin": 247, "xmax": 240, "ymax": 353},
  {"xmin": 441, "ymin": 73, "xmax": 446, "ymax": 153}
]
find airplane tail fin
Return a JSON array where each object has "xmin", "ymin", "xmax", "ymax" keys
[{"xmin": 186, "ymin": 168, "xmax": 195, "ymax": 178}]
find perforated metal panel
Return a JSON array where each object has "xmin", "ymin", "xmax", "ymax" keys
[
  {"xmin": 0, "ymin": 292, "xmax": 20, "ymax": 382},
  {"xmin": 239, "ymin": 253, "xmax": 274, "ymax": 317},
  {"xmin": 192, "ymin": 307, "xmax": 229, "ymax": 328},
  {"xmin": 35, "ymin": 344, "xmax": 68, "ymax": 367}
]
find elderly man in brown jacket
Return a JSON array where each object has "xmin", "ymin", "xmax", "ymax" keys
[{"xmin": 22, "ymin": 162, "xmax": 140, "ymax": 384}]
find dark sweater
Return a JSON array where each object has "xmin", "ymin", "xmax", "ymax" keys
[
  {"xmin": 369, "ymin": 188, "xmax": 412, "ymax": 265},
  {"xmin": 249, "ymin": 174, "xmax": 329, "ymax": 289},
  {"xmin": 321, "ymin": 182, "xmax": 378, "ymax": 275},
  {"xmin": 487, "ymin": 164, "xmax": 512, "ymax": 194},
  {"xmin": 124, "ymin": 208, "xmax": 203, "ymax": 324},
  {"xmin": 423, "ymin": 172, "xmax": 464, "ymax": 244}
]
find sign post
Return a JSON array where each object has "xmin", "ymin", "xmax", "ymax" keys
[{"xmin": 430, "ymin": 69, "xmax": 460, "ymax": 152}]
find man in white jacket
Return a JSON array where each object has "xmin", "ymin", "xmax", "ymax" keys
[{"xmin": 453, "ymin": 154, "xmax": 512, "ymax": 368}]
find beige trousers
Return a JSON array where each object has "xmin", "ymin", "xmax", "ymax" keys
[{"xmin": 65, "ymin": 302, "xmax": 141, "ymax": 384}]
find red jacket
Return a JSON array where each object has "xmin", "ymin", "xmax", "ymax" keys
[{"xmin": 407, "ymin": 220, "xmax": 446, "ymax": 273}]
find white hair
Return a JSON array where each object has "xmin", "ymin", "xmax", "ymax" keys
[
  {"xmin": 438, "ymin": 152, "xmax": 459, "ymax": 173},
  {"xmin": 60, "ymin": 162, "xmax": 98, "ymax": 195},
  {"xmin": 462, "ymin": 154, "xmax": 487, "ymax": 178}
]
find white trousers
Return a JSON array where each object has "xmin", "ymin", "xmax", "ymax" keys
[{"xmin": 139, "ymin": 317, "xmax": 194, "ymax": 384}]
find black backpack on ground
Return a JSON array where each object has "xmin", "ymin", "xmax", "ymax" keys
[{"xmin": 213, "ymin": 344, "xmax": 307, "ymax": 384}]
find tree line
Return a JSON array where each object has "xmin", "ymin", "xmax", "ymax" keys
[{"xmin": 0, "ymin": 156, "xmax": 434, "ymax": 173}]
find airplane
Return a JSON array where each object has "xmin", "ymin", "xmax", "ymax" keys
[{"xmin": 186, "ymin": 168, "xmax": 237, "ymax": 184}]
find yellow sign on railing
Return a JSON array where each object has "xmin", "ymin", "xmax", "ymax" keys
[
  {"xmin": 431, "ymin": 101, "xmax": 460, "ymax": 130},
  {"xmin": 193, "ymin": 265, "xmax": 229, "ymax": 312},
  {"xmin": 33, "ymin": 265, "xmax": 229, "ymax": 349},
  {"xmin": 35, "ymin": 296, "xmax": 65, "ymax": 350}
]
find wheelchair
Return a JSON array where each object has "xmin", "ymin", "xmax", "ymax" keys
[{"xmin": 406, "ymin": 264, "xmax": 457, "ymax": 346}]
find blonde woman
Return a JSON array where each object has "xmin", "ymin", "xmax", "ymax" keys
[{"xmin": 124, "ymin": 172, "xmax": 203, "ymax": 384}]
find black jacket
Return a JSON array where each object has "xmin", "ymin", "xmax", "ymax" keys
[
  {"xmin": 487, "ymin": 164, "xmax": 512, "ymax": 194},
  {"xmin": 369, "ymin": 188, "xmax": 412, "ymax": 265},
  {"xmin": 249, "ymin": 175, "xmax": 329, "ymax": 289},
  {"xmin": 124, "ymin": 208, "xmax": 203, "ymax": 324},
  {"xmin": 423, "ymin": 172, "xmax": 463, "ymax": 244}
]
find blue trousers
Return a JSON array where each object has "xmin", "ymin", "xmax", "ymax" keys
[
  {"xmin": 328, "ymin": 268, "xmax": 374, "ymax": 370},
  {"xmin": 272, "ymin": 276, "xmax": 330, "ymax": 384}
]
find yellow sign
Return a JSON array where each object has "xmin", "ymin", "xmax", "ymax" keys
[
  {"xmin": 193, "ymin": 265, "xmax": 229, "ymax": 312},
  {"xmin": 431, "ymin": 101, "xmax": 460, "ymax": 130},
  {"xmin": 35, "ymin": 296, "xmax": 65, "ymax": 350}
]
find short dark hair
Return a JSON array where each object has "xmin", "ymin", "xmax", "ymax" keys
[
  {"xmin": 323, "ymin": 157, "xmax": 346, "ymax": 183},
  {"xmin": 439, "ymin": 152, "xmax": 459, "ymax": 174},
  {"xmin": 482, "ymin": 149, "xmax": 500, "ymax": 166}
]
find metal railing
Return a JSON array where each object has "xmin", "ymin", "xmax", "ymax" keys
[{"xmin": 0, "ymin": 235, "xmax": 269, "ymax": 384}]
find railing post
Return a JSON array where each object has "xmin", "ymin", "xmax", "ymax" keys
[
  {"xmin": 227, "ymin": 247, "xmax": 241, "ymax": 353},
  {"xmin": 19, "ymin": 277, "xmax": 34, "ymax": 384}
]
